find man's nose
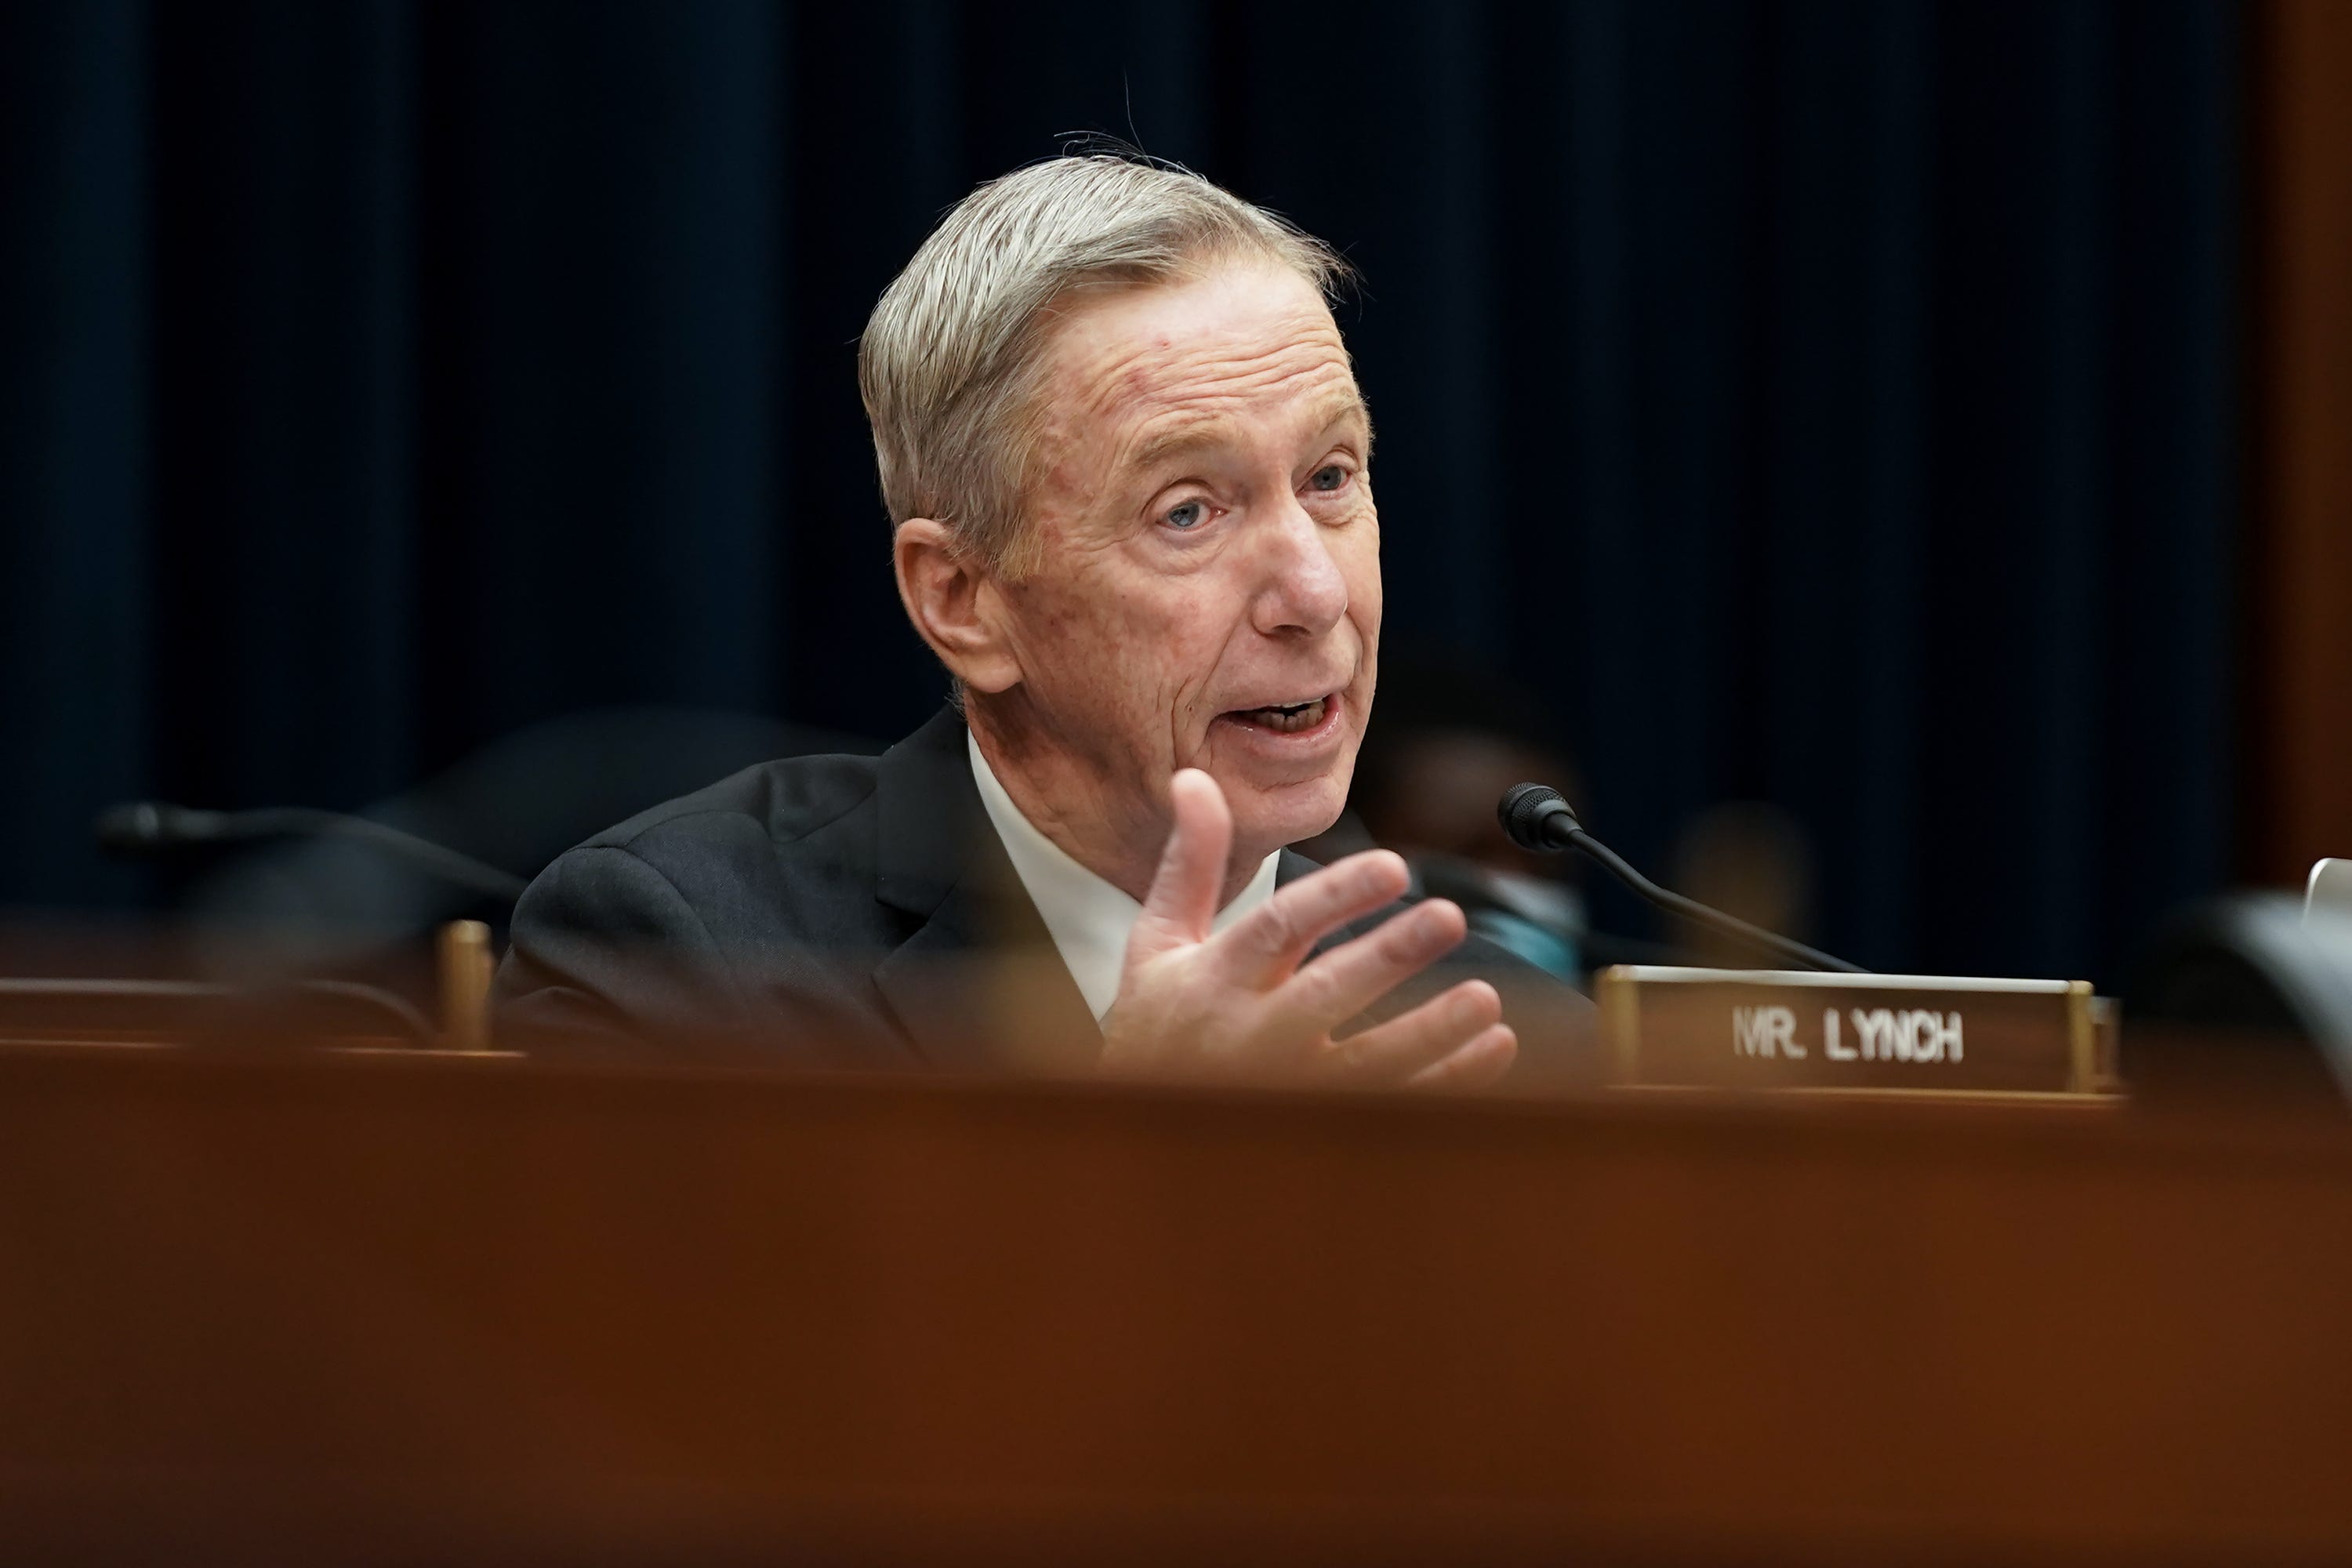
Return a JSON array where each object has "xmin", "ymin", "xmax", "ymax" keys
[{"xmin": 1250, "ymin": 501, "xmax": 1349, "ymax": 638}]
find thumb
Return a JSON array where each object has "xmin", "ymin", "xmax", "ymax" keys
[{"xmin": 1127, "ymin": 768, "xmax": 1230, "ymax": 964}]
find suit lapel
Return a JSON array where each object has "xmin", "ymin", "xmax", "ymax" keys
[{"xmin": 870, "ymin": 706, "xmax": 1098, "ymax": 1073}]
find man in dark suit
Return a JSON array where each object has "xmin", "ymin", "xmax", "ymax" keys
[{"xmin": 497, "ymin": 156, "xmax": 1595, "ymax": 1087}]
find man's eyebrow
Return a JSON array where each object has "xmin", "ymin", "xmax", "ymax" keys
[
  {"xmin": 1123, "ymin": 391, "xmax": 1371, "ymax": 476},
  {"xmin": 1305, "ymin": 389, "xmax": 1372, "ymax": 441},
  {"xmin": 1125, "ymin": 417, "xmax": 1230, "ymax": 477}
]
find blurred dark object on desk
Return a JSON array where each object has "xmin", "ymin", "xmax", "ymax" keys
[
  {"xmin": 100, "ymin": 707, "xmax": 876, "ymax": 989},
  {"xmin": 0, "ymin": 975, "xmax": 435, "ymax": 1053},
  {"xmin": 2125, "ymin": 891, "xmax": 2352, "ymax": 1103},
  {"xmin": 0, "ymin": 919, "xmax": 494, "ymax": 1055}
]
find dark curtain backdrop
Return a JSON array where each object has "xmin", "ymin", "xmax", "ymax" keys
[{"xmin": 2, "ymin": 0, "xmax": 2238, "ymax": 985}]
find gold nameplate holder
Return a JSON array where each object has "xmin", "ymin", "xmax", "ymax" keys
[{"xmin": 1594, "ymin": 966, "xmax": 2118, "ymax": 1102}]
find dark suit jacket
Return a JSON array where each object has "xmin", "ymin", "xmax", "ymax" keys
[{"xmin": 495, "ymin": 706, "xmax": 1595, "ymax": 1083}]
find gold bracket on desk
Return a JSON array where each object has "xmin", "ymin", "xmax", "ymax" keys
[{"xmin": 423, "ymin": 919, "xmax": 515, "ymax": 1058}]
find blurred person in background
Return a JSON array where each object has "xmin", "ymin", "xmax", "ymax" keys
[
  {"xmin": 1668, "ymin": 802, "xmax": 1821, "ymax": 971},
  {"xmin": 495, "ymin": 155, "xmax": 1594, "ymax": 1088},
  {"xmin": 1299, "ymin": 657, "xmax": 1590, "ymax": 985}
]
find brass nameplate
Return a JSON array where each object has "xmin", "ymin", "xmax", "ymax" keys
[{"xmin": 1594, "ymin": 966, "xmax": 2115, "ymax": 1099}]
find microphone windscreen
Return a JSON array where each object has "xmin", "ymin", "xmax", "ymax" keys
[{"xmin": 1497, "ymin": 783, "xmax": 1575, "ymax": 851}]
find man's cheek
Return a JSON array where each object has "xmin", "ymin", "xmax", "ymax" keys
[
  {"xmin": 1338, "ymin": 540, "xmax": 1382, "ymax": 626},
  {"xmin": 1025, "ymin": 586, "xmax": 1128, "ymax": 699}
]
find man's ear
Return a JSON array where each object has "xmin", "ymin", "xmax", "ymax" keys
[{"xmin": 893, "ymin": 519, "xmax": 1022, "ymax": 695}]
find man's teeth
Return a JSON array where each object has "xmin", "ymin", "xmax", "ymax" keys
[{"xmin": 1236, "ymin": 698, "xmax": 1328, "ymax": 734}]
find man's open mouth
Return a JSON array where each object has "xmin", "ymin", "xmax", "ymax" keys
[{"xmin": 1227, "ymin": 696, "xmax": 1330, "ymax": 735}]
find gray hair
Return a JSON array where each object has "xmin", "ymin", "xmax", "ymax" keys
[{"xmin": 858, "ymin": 155, "xmax": 1352, "ymax": 575}]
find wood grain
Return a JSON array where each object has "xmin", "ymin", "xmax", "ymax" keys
[{"xmin": 0, "ymin": 1046, "xmax": 2349, "ymax": 1563}]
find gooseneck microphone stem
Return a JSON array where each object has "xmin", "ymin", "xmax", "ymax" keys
[
  {"xmin": 95, "ymin": 802, "xmax": 528, "ymax": 902},
  {"xmin": 1565, "ymin": 826, "xmax": 1864, "ymax": 975},
  {"xmin": 1499, "ymin": 784, "xmax": 1865, "ymax": 975}
]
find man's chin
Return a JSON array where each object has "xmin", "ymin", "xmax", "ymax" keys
[{"xmin": 1224, "ymin": 775, "xmax": 1350, "ymax": 859}]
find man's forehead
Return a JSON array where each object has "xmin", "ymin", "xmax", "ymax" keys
[
  {"xmin": 1120, "ymin": 379, "xmax": 1368, "ymax": 470},
  {"xmin": 1049, "ymin": 269, "xmax": 1350, "ymax": 404}
]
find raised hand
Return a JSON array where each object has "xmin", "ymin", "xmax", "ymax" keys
[{"xmin": 1098, "ymin": 768, "xmax": 1516, "ymax": 1088}]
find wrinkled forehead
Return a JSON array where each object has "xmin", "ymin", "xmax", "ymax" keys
[{"xmin": 1035, "ymin": 263, "xmax": 1364, "ymax": 451}]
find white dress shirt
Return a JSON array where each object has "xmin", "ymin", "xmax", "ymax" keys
[{"xmin": 967, "ymin": 730, "xmax": 1280, "ymax": 1022}]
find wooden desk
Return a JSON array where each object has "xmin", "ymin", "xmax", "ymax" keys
[{"xmin": 2, "ymin": 1046, "xmax": 2349, "ymax": 1563}]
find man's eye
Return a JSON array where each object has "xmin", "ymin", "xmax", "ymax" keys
[
  {"xmin": 1163, "ymin": 499, "xmax": 1209, "ymax": 531},
  {"xmin": 1309, "ymin": 465, "xmax": 1348, "ymax": 492}
]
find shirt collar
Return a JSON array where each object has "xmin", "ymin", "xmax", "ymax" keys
[{"xmin": 966, "ymin": 729, "xmax": 1279, "ymax": 1022}]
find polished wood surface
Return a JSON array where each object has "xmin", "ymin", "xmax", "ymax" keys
[{"xmin": 2, "ymin": 1044, "xmax": 2350, "ymax": 1563}]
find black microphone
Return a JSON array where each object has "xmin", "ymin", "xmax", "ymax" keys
[
  {"xmin": 95, "ymin": 801, "xmax": 528, "ymax": 902},
  {"xmin": 1498, "ymin": 783, "xmax": 1864, "ymax": 975}
]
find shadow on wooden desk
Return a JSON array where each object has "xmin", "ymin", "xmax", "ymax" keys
[{"xmin": 0, "ymin": 1041, "xmax": 2347, "ymax": 1564}]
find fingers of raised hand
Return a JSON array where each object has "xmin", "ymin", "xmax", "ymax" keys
[
  {"xmin": 1218, "ymin": 849, "xmax": 1413, "ymax": 983},
  {"xmin": 1403, "ymin": 1024, "xmax": 1518, "ymax": 1091},
  {"xmin": 1318, "ymin": 977, "xmax": 1504, "ymax": 1083},
  {"xmin": 1128, "ymin": 768, "xmax": 1232, "ymax": 962},
  {"xmin": 1265, "ymin": 897, "xmax": 1468, "ymax": 1040}
]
